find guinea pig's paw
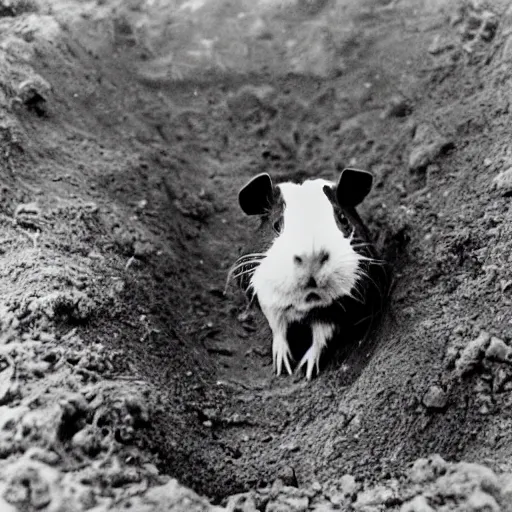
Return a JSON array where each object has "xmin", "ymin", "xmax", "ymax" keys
[
  {"xmin": 297, "ymin": 344, "xmax": 321, "ymax": 380},
  {"xmin": 272, "ymin": 336, "xmax": 293, "ymax": 376}
]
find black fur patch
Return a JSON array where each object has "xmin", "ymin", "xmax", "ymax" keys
[
  {"xmin": 322, "ymin": 184, "xmax": 373, "ymax": 260},
  {"xmin": 262, "ymin": 185, "xmax": 285, "ymax": 238}
]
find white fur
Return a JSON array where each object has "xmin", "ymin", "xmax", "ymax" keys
[
  {"xmin": 250, "ymin": 179, "xmax": 363, "ymax": 378},
  {"xmin": 298, "ymin": 323, "xmax": 335, "ymax": 380}
]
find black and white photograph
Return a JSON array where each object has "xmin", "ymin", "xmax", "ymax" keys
[{"xmin": 0, "ymin": 0, "xmax": 510, "ymax": 510}]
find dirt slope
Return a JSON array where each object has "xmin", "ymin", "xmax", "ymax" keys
[{"xmin": 3, "ymin": 0, "xmax": 512, "ymax": 510}]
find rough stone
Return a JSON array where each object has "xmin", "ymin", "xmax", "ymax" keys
[
  {"xmin": 339, "ymin": 474, "xmax": 359, "ymax": 497},
  {"xmin": 400, "ymin": 495, "xmax": 435, "ymax": 512},
  {"xmin": 422, "ymin": 385, "xmax": 448, "ymax": 410},
  {"xmin": 466, "ymin": 490, "xmax": 500, "ymax": 511},
  {"xmin": 409, "ymin": 455, "xmax": 448, "ymax": 484},
  {"xmin": 409, "ymin": 124, "xmax": 453, "ymax": 173},
  {"xmin": 224, "ymin": 492, "xmax": 259, "ymax": 512},
  {"xmin": 454, "ymin": 331, "xmax": 491, "ymax": 377},
  {"xmin": 353, "ymin": 485, "xmax": 395, "ymax": 509},
  {"xmin": 493, "ymin": 167, "xmax": 512, "ymax": 196},
  {"xmin": 276, "ymin": 467, "xmax": 299, "ymax": 488},
  {"xmin": 485, "ymin": 337, "xmax": 512, "ymax": 363}
]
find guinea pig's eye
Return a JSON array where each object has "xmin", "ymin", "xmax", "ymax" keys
[
  {"xmin": 339, "ymin": 214, "xmax": 350, "ymax": 227},
  {"xmin": 273, "ymin": 219, "xmax": 283, "ymax": 234},
  {"xmin": 336, "ymin": 212, "xmax": 352, "ymax": 234}
]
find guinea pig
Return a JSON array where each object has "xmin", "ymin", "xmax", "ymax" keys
[{"xmin": 229, "ymin": 168, "xmax": 389, "ymax": 380}]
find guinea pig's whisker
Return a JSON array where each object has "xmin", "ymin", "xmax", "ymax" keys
[
  {"xmin": 367, "ymin": 258, "xmax": 386, "ymax": 266},
  {"xmin": 349, "ymin": 285, "xmax": 366, "ymax": 304},
  {"xmin": 356, "ymin": 269, "xmax": 386, "ymax": 300},
  {"xmin": 333, "ymin": 298, "xmax": 347, "ymax": 313},
  {"xmin": 334, "ymin": 255, "xmax": 369, "ymax": 264},
  {"xmin": 232, "ymin": 267, "xmax": 258, "ymax": 279},
  {"xmin": 224, "ymin": 256, "xmax": 265, "ymax": 295},
  {"xmin": 236, "ymin": 252, "xmax": 266, "ymax": 258},
  {"xmin": 229, "ymin": 261, "xmax": 260, "ymax": 274},
  {"xmin": 355, "ymin": 254, "xmax": 373, "ymax": 263},
  {"xmin": 234, "ymin": 253, "xmax": 266, "ymax": 264},
  {"xmin": 355, "ymin": 268, "xmax": 375, "ymax": 284},
  {"xmin": 227, "ymin": 257, "xmax": 264, "ymax": 275},
  {"xmin": 350, "ymin": 236, "xmax": 370, "ymax": 244},
  {"xmin": 226, "ymin": 265, "xmax": 255, "ymax": 285},
  {"xmin": 229, "ymin": 256, "xmax": 265, "ymax": 273},
  {"xmin": 353, "ymin": 313, "xmax": 377, "ymax": 326},
  {"xmin": 357, "ymin": 254, "xmax": 386, "ymax": 266}
]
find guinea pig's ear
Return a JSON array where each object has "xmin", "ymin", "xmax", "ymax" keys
[
  {"xmin": 238, "ymin": 173, "xmax": 274, "ymax": 215},
  {"xmin": 336, "ymin": 168, "xmax": 373, "ymax": 207}
]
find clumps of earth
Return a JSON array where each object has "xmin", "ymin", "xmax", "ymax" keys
[
  {"xmin": 0, "ymin": 328, "xmax": 160, "ymax": 511},
  {"xmin": 3, "ymin": 0, "xmax": 512, "ymax": 510},
  {"xmin": 227, "ymin": 456, "xmax": 512, "ymax": 511}
]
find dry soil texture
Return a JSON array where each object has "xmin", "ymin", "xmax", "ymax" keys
[{"xmin": 3, "ymin": 0, "xmax": 512, "ymax": 511}]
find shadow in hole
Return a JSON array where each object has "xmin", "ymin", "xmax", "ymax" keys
[{"xmin": 325, "ymin": 222, "xmax": 410, "ymax": 383}]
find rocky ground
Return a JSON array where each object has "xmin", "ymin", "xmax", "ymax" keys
[{"xmin": 2, "ymin": 0, "xmax": 512, "ymax": 510}]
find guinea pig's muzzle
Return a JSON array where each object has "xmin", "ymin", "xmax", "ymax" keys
[{"xmin": 305, "ymin": 291, "xmax": 322, "ymax": 303}]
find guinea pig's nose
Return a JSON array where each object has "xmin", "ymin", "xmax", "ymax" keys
[{"xmin": 293, "ymin": 250, "xmax": 330, "ymax": 267}]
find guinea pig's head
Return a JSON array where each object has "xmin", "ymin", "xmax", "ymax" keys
[{"xmin": 238, "ymin": 168, "xmax": 374, "ymax": 317}]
